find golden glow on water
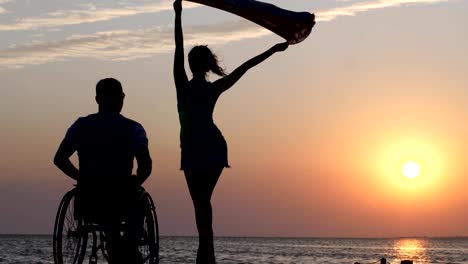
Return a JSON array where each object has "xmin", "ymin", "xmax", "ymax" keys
[{"xmin": 393, "ymin": 239, "xmax": 428, "ymax": 263}]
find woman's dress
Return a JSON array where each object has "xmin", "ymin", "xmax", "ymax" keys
[{"xmin": 177, "ymin": 81, "xmax": 230, "ymax": 170}]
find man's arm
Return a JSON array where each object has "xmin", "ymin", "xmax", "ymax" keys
[
  {"xmin": 132, "ymin": 123, "xmax": 152, "ymax": 186},
  {"xmin": 54, "ymin": 140, "xmax": 79, "ymax": 181},
  {"xmin": 134, "ymin": 145, "xmax": 152, "ymax": 186}
]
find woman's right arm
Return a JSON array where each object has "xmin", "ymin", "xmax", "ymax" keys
[{"xmin": 173, "ymin": 0, "xmax": 188, "ymax": 89}]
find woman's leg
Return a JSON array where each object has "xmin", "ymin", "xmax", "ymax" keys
[{"xmin": 184, "ymin": 166, "xmax": 224, "ymax": 264}]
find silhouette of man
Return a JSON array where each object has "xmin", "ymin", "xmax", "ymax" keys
[{"xmin": 54, "ymin": 78, "xmax": 152, "ymax": 263}]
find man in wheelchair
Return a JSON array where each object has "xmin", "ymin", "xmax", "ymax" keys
[{"xmin": 54, "ymin": 78, "xmax": 153, "ymax": 263}]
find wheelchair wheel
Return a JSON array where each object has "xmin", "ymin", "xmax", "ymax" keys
[
  {"xmin": 53, "ymin": 188, "xmax": 88, "ymax": 264},
  {"xmin": 139, "ymin": 192, "xmax": 159, "ymax": 264}
]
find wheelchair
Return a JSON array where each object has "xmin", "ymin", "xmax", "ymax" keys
[{"xmin": 53, "ymin": 186, "xmax": 159, "ymax": 264}]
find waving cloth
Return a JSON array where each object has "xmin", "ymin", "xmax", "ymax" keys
[{"xmin": 185, "ymin": 0, "xmax": 315, "ymax": 44}]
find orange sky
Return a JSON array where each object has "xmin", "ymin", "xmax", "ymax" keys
[{"xmin": 0, "ymin": 0, "xmax": 467, "ymax": 237}]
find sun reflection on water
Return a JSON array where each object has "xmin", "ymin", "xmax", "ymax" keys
[{"xmin": 393, "ymin": 239, "xmax": 428, "ymax": 263}]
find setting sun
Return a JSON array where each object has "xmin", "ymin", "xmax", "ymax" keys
[
  {"xmin": 402, "ymin": 161, "xmax": 420, "ymax": 179},
  {"xmin": 377, "ymin": 138, "xmax": 446, "ymax": 195}
]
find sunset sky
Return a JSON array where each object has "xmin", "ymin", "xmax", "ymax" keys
[{"xmin": 0, "ymin": 0, "xmax": 467, "ymax": 237}]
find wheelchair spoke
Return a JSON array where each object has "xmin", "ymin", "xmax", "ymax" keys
[{"xmin": 53, "ymin": 189, "xmax": 88, "ymax": 264}]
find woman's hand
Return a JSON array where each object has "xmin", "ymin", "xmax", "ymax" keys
[
  {"xmin": 272, "ymin": 42, "xmax": 289, "ymax": 52},
  {"xmin": 174, "ymin": 0, "xmax": 182, "ymax": 14}
]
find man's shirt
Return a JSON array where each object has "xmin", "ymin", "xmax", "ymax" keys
[{"xmin": 63, "ymin": 112, "xmax": 148, "ymax": 185}]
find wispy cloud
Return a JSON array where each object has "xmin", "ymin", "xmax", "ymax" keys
[
  {"xmin": 0, "ymin": 0, "xmax": 453, "ymax": 69},
  {"xmin": 0, "ymin": 0, "xmax": 450, "ymax": 31},
  {"xmin": 0, "ymin": 0, "xmax": 11, "ymax": 14},
  {"xmin": 0, "ymin": 0, "xmax": 199, "ymax": 31},
  {"xmin": 0, "ymin": 0, "xmax": 14, "ymax": 13},
  {"xmin": 315, "ymin": 0, "xmax": 449, "ymax": 22},
  {"xmin": 0, "ymin": 21, "xmax": 268, "ymax": 69}
]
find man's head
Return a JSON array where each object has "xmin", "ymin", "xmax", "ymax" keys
[{"xmin": 95, "ymin": 78, "xmax": 125, "ymax": 113}]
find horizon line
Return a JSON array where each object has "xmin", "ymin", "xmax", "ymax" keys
[{"xmin": 2, "ymin": 233, "xmax": 467, "ymax": 239}]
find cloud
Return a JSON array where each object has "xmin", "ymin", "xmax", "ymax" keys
[
  {"xmin": 0, "ymin": 0, "xmax": 199, "ymax": 31},
  {"xmin": 0, "ymin": 0, "xmax": 13, "ymax": 13},
  {"xmin": 0, "ymin": 21, "xmax": 268, "ymax": 69},
  {"xmin": 0, "ymin": 0, "xmax": 449, "ymax": 31},
  {"xmin": 315, "ymin": 0, "xmax": 449, "ymax": 22},
  {"xmin": 0, "ymin": 0, "xmax": 453, "ymax": 69},
  {"xmin": 0, "ymin": 4, "xmax": 8, "ymax": 13}
]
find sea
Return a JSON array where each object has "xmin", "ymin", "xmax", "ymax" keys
[{"xmin": 0, "ymin": 235, "xmax": 467, "ymax": 264}]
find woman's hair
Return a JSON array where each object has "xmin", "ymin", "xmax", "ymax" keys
[{"xmin": 188, "ymin": 45, "xmax": 227, "ymax": 77}]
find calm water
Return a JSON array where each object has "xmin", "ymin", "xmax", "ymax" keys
[{"xmin": 0, "ymin": 235, "xmax": 467, "ymax": 263}]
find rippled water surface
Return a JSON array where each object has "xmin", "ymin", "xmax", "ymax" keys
[{"xmin": 0, "ymin": 235, "xmax": 467, "ymax": 263}]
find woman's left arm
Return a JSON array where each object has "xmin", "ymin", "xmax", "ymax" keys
[{"xmin": 213, "ymin": 42, "xmax": 288, "ymax": 93}]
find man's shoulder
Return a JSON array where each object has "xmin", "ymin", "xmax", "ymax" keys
[
  {"xmin": 70, "ymin": 113, "xmax": 100, "ymax": 127},
  {"xmin": 72, "ymin": 113, "xmax": 146, "ymax": 135},
  {"xmin": 120, "ymin": 116, "xmax": 148, "ymax": 145},
  {"xmin": 120, "ymin": 115, "xmax": 145, "ymax": 130},
  {"xmin": 75, "ymin": 113, "xmax": 98, "ymax": 122},
  {"xmin": 80, "ymin": 113, "xmax": 140, "ymax": 125}
]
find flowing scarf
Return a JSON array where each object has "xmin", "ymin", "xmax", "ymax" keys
[{"xmin": 185, "ymin": 0, "xmax": 315, "ymax": 44}]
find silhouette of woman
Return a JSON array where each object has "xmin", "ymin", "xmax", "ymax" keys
[{"xmin": 173, "ymin": 1, "xmax": 288, "ymax": 263}]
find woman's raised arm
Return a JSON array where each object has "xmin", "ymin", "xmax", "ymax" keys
[
  {"xmin": 213, "ymin": 42, "xmax": 288, "ymax": 93},
  {"xmin": 173, "ymin": 0, "xmax": 188, "ymax": 89}
]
